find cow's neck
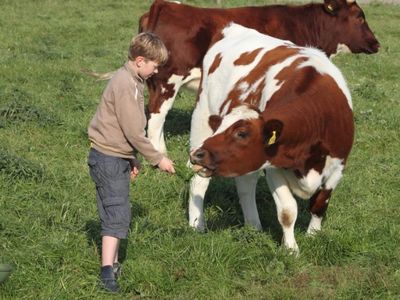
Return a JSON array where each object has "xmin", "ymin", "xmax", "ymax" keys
[{"xmin": 273, "ymin": 4, "xmax": 340, "ymax": 57}]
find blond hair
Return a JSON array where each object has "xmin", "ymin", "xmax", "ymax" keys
[{"xmin": 128, "ymin": 32, "xmax": 168, "ymax": 65}]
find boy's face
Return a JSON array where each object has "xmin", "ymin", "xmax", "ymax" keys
[{"xmin": 135, "ymin": 56, "xmax": 159, "ymax": 80}]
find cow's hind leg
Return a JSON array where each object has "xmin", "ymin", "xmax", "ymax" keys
[
  {"xmin": 307, "ymin": 162, "xmax": 343, "ymax": 235},
  {"xmin": 235, "ymin": 173, "xmax": 262, "ymax": 231},
  {"xmin": 307, "ymin": 189, "xmax": 332, "ymax": 235},
  {"xmin": 266, "ymin": 168, "xmax": 299, "ymax": 254}
]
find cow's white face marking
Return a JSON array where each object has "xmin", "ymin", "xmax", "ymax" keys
[{"xmin": 213, "ymin": 105, "xmax": 259, "ymax": 135}]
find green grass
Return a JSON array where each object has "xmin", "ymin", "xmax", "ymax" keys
[{"xmin": 1, "ymin": 0, "xmax": 399, "ymax": 299}]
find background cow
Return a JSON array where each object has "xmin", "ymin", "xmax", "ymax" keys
[
  {"xmin": 189, "ymin": 23, "xmax": 354, "ymax": 253},
  {"xmin": 140, "ymin": 0, "xmax": 377, "ymax": 154}
]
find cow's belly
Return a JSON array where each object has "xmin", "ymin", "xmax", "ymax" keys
[
  {"xmin": 279, "ymin": 169, "xmax": 320, "ymax": 199},
  {"xmin": 277, "ymin": 156, "xmax": 344, "ymax": 200}
]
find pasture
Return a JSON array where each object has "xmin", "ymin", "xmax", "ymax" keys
[{"xmin": 0, "ymin": 0, "xmax": 399, "ymax": 298}]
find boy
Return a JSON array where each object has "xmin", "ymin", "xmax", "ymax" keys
[{"xmin": 87, "ymin": 32, "xmax": 175, "ymax": 293}]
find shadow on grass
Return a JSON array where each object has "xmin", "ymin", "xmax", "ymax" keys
[
  {"xmin": 145, "ymin": 107, "xmax": 192, "ymax": 137},
  {"xmin": 84, "ymin": 201, "xmax": 147, "ymax": 263},
  {"xmin": 164, "ymin": 108, "xmax": 192, "ymax": 136},
  {"xmin": 179, "ymin": 172, "xmax": 312, "ymax": 245}
]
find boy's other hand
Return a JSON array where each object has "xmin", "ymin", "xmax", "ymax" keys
[
  {"xmin": 130, "ymin": 166, "xmax": 139, "ymax": 182},
  {"xmin": 158, "ymin": 157, "xmax": 175, "ymax": 174}
]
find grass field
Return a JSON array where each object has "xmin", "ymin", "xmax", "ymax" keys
[{"xmin": 0, "ymin": 0, "xmax": 399, "ymax": 299}]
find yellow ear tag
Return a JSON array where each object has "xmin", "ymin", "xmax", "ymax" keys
[
  {"xmin": 268, "ymin": 130, "xmax": 277, "ymax": 145},
  {"xmin": 327, "ymin": 4, "xmax": 334, "ymax": 12}
]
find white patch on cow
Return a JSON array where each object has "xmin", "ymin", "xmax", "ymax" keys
[
  {"xmin": 147, "ymin": 79, "xmax": 181, "ymax": 153},
  {"xmin": 276, "ymin": 156, "xmax": 344, "ymax": 199},
  {"xmin": 220, "ymin": 100, "xmax": 231, "ymax": 116},
  {"xmin": 202, "ymin": 23, "xmax": 296, "ymax": 114},
  {"xmin": 238, "ymin": 82, "xmax": 250, "ymax": 101},
  {"xmin": 214, "ymin": 105, "xmax": 259, "ymax": 136},
  {"xmin": 298, "ymin": 169, "xmax": 323, "ymax": 195},
  {"xmin": 330, "ymin": 43, "xmax": 352, "ymax": 59},
  {"xmin": 238, "ymin": 77, "xmax": 263, "ymax": 105},
  {"xmin": 189, "ymin": 91, "xmax": 214, "ymax": 150},
  {"xmin": 235, "ymin": 173, "xmax": 262, "ymax": 230},
  {"xmin": 260, "ymin": 54, "xmax": 303, "ymax": 111},
  {"xmin": 182, "ymin": 68, "xmax": 201, "ymax": 91},
  {"xmin": 297, "ymin": 48, "xmax": 353, "ymax": 109},
  {"xmin": 167, "ymin": 74, "xmax": 184, "ymax": 86},
  {"xmin": 322, "ymin": 156, "xmax": 344, "ymax": 190},
  {"xmin": 307, "ymin": 214, "xmax": 323, "ymax": 234},
  {"xmin": 184, "ymin": 78, "xmax": 201, "ymax": 91}
]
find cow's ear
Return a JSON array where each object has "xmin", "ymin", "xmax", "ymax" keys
[
  {"xmin": 323, "ymin": 0, "xmax": 340, "ymax": 15},
  {"xmin": 209, "ymin": 115, "xmax": 222, "ymax": 132},
  {"xmin": 263, "ymin": 119, "xmax": 283, "ymax": 147}
]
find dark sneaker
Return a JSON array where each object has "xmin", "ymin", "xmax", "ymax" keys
[
  {"xmin": 113, "ymin": 262, "xmax": 122, "ymax": 279},
  {"xmin": 100, "ymin": 265, "xmax": 119, "ymax": 293}
]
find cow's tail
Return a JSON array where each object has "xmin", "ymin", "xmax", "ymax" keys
[{"xmin": 80, "ymin": 68, "xmax": 116, "ymax": 81}]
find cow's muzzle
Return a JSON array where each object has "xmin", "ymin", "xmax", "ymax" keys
[
  {"xmin": 190, "ymin": 148, "xmax": 216, "ymax": 177},
  {"xmin": 366, "ymin": 39, "xmax": 380, "ymax": 54}
]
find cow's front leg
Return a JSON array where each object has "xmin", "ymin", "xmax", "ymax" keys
[
  {"xmin": 266, "ymin": 168, "xmax": 299, "ymax": 254},
  {"xmin": 307, "ymin": 188, "xmax": 332, "ymax": 235},
  {"xmin": 235, "ymin": 172, "xmax": 262, "ymax": 231},
  {"xmin": 188, "ymin": 174, "xmax": 211, "ymax": 231}
]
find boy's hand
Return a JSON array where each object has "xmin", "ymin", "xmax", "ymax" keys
[
  {"xmin": 130, "ymin": 166, "xmax": 139, "ymax": 182},
  {"xmin": 157, "ymin": 157, "xmax": 175, "ymax": 174}
]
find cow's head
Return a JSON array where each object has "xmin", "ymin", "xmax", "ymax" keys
[
  {"xmin": 190, "ymin": 105, "xmax": 283, "ymax": 178},
  {"xmin": 323, "ymin": 0, "xmax": 379, "ymax": 54}
]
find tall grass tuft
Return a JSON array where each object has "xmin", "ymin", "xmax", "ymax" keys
[{"xmin": 0, "ymin": 147, "xmax": 45, "ymax": 182}]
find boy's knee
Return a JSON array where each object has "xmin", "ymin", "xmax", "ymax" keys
[{"xmin": 100, "ymin": 196, "xmax": 132, "ymax": 239}]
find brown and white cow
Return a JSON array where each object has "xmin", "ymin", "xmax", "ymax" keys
[
  {"xmin": 140, "ymin": 0, "xmax": 377, "ymax": 154},
  {"xmin": 188, "ymin": 23, "xmax": 354, "ymax": 253}
]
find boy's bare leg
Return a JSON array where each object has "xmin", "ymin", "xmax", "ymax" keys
[
  {"xmin": 101, "ymin": 236, "xmax": 119, "ymax": 266},
  {"xmin": 114, "ymin": 239, "xmax": 120, "ymax": 264}
]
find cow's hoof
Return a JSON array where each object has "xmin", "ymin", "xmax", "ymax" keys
[
  {"xmin": 282, "ymin": 238, "xmax": 299, "ymax": 257},
  {"xmin": 189, "ymin": 218, "xmax": 206, "ymax": 232},
  {"xmin": 306, "ymin": 228, "xmax": 321, "ymax": 236}
]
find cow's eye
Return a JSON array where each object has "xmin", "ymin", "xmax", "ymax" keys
[
  {"xmin": 356, "ymin": 13, "xmax": 365, "ymax": 23},
  {"xmin": 235, "ymin": 130, "xmax": 248, "ymax": 139}
]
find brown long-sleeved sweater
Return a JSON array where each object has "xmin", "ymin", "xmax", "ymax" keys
[{"xmin": 88, "ymin": 62, "xmax": 163, "ymax": 166}]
